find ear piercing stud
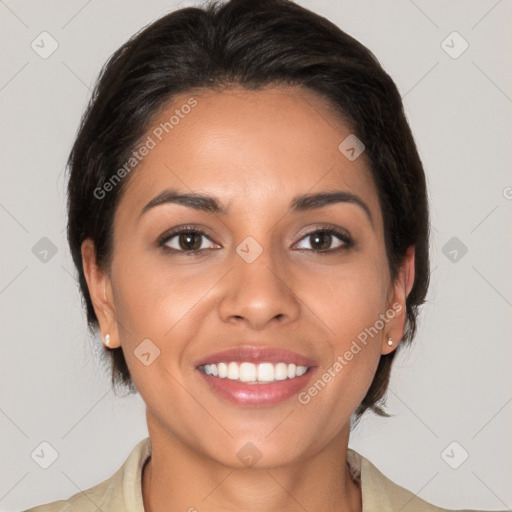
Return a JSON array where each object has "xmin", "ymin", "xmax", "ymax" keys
[
  {"xmin": 387, "ymin": 337, "xmax": 393, "ymax": 346},
  {"xmin": 105, "ymin": 333, "xmax": 111, "ymax": 347}
]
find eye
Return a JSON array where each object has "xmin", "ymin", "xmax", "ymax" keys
[
  {"xmin": 158, "ymin": 225, "xmax": 353, "ymax": 255},
  {"xmin": 294, "ymin": 228, "xmax": 353, "ymax": 254},
  {"xmin": 159, "ymin": 227, "xmax": 219, "ymax": 253}
]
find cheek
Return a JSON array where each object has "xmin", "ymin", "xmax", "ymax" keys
[
  {"xmin": 295, "ymin": 261, "xmax": 388, "ymax": 432},
  {"xmin": 306, "ymin": 252, "xmax": 390, "ymax": 344},
  {"xmin": 109, "ymin": 248, "xmax": 223, "ymax": 360},
  {"xmin": 111, "ymin": 233, "xmax": 390, "ymax": 346},
  {"xmin": 111, "ymin": 229, "xmax": 194, "ymax": 314}
]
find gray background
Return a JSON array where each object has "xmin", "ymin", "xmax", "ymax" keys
[{"xmin": 1, "ymin": 0, "xmax": 511, "ymax": 510}]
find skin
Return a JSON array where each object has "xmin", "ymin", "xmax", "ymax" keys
[{"xmin": 82, "ymin": 85, "xmax": 415, "ymax": 512}]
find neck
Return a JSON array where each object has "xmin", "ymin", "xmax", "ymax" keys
[{"xmin": 141, "ymin": 415, "xmax": 362, "ymax": 512}]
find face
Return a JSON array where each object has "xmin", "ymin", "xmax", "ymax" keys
[{"xmin": 83, "ymin": 85, "xmax": 413, "ymax": 469}]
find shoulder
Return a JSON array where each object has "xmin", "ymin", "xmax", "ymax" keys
[
  {"xmin": 347, "ymin": 448, "xmax": 503, "ymax": 512},
  {"xmin": 22, "ymin": 441, "xmax": 504, "ymax": 512},
  {"xmin": 23, "ymin": 438, "xmax": 152, "ymax": 512}
]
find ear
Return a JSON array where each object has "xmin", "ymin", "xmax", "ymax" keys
[
  {"xmin": 81, "ymin": 238, "xmax": 120, "ymax": 349},
  {"xmin": 381, "ymin": 245, "xmax": 415, "ymax": 355}
]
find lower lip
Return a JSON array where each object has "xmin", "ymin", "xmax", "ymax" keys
[{"xmin": 197, "ymin": 368, "xmax": 315, "ymax": 407}]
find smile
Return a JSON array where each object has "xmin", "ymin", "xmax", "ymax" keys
[
  {"xmin": 195, "ymin": 345, "xmax": 316, "ymax": 407},
  {"xmin": 199, "ymin": 361, "xmax": 310, "ymax": 383}
]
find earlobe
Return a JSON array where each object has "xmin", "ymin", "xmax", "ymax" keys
[
  {"xmin": 381, "ymin": 336, "xmax": 397, "ymax": 355},
  {"xmin": 81, "ymin": 238, "xmax": 119, "ymax": 348}
]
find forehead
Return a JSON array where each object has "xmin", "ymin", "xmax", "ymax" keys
[{"xmin": 117, "ymin": 85, "xmax": 381, "ymax": 223}]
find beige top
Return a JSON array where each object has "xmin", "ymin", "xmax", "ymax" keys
[{"xmin": 23, "ymin": 437, "xmax": 493, "ymax": 512}]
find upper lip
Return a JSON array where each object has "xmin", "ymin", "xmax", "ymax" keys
[{"xmin": 194, "ymin": 345, "xmax": 316, "ymax": 367}]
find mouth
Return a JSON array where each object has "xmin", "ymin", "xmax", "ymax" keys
[
  {"xmin": 199, "ymin": 360, "xmax": 310, "ymax": 383},
  {"xmin": 194, "ymin": 346, "xmax": 316, "ymax": 407}
]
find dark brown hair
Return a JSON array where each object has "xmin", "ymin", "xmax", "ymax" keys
[{"xmin": 67, "ymin": 0, "xmax": 430, "ymax": 421}]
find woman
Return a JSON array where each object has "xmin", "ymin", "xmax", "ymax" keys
[{"xmin": 24, "ymin": 0, "xmax": 505, "ymax": 510}]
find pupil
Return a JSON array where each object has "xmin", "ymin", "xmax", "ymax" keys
[
  {"xmin": 312, "ymin": 232, "xmax": 330, "ymax": 250},
  {"xmin": 180, "ymin": 233, "xmax": 201, "ymax": 250}
]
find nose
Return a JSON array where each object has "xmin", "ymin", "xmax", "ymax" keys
[{"xmin": 217, "ymin": 243, "xmax": 301, "ymax": 330}]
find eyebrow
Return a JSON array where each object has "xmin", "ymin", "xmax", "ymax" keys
[{"xmin": 139, "ymin": 189, "xmax": 373, "ymax": 226}]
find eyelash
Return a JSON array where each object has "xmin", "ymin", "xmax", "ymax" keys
[{"xmin": 157, "ymin": 225, "xmax": 354, "ymax": 256}]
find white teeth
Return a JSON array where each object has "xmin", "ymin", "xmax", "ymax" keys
[
  {"xmin": 227, "ymin": 362, "xmax": 239, "ymax": 380},
  {"xmin": 202, "ymin": 362, "xmax": 309, "ymax": 383},
  {"xmin": 218, "ymin": 362, "xmax": 227, "ymax": 378},
  {"xmin": 296, "ymin": 365, "xmax": 307, "ymax": 377},
  {"xmin": 239, "ymin": 362, "xmax": 257, "ymax": 382},
  {"xmin": 258, "ymin": 362, "xmax": 275, "ymax": 382},
  {"xmin": 274, "ymin": 362, "xmax": 288, "ymax": 381}
]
